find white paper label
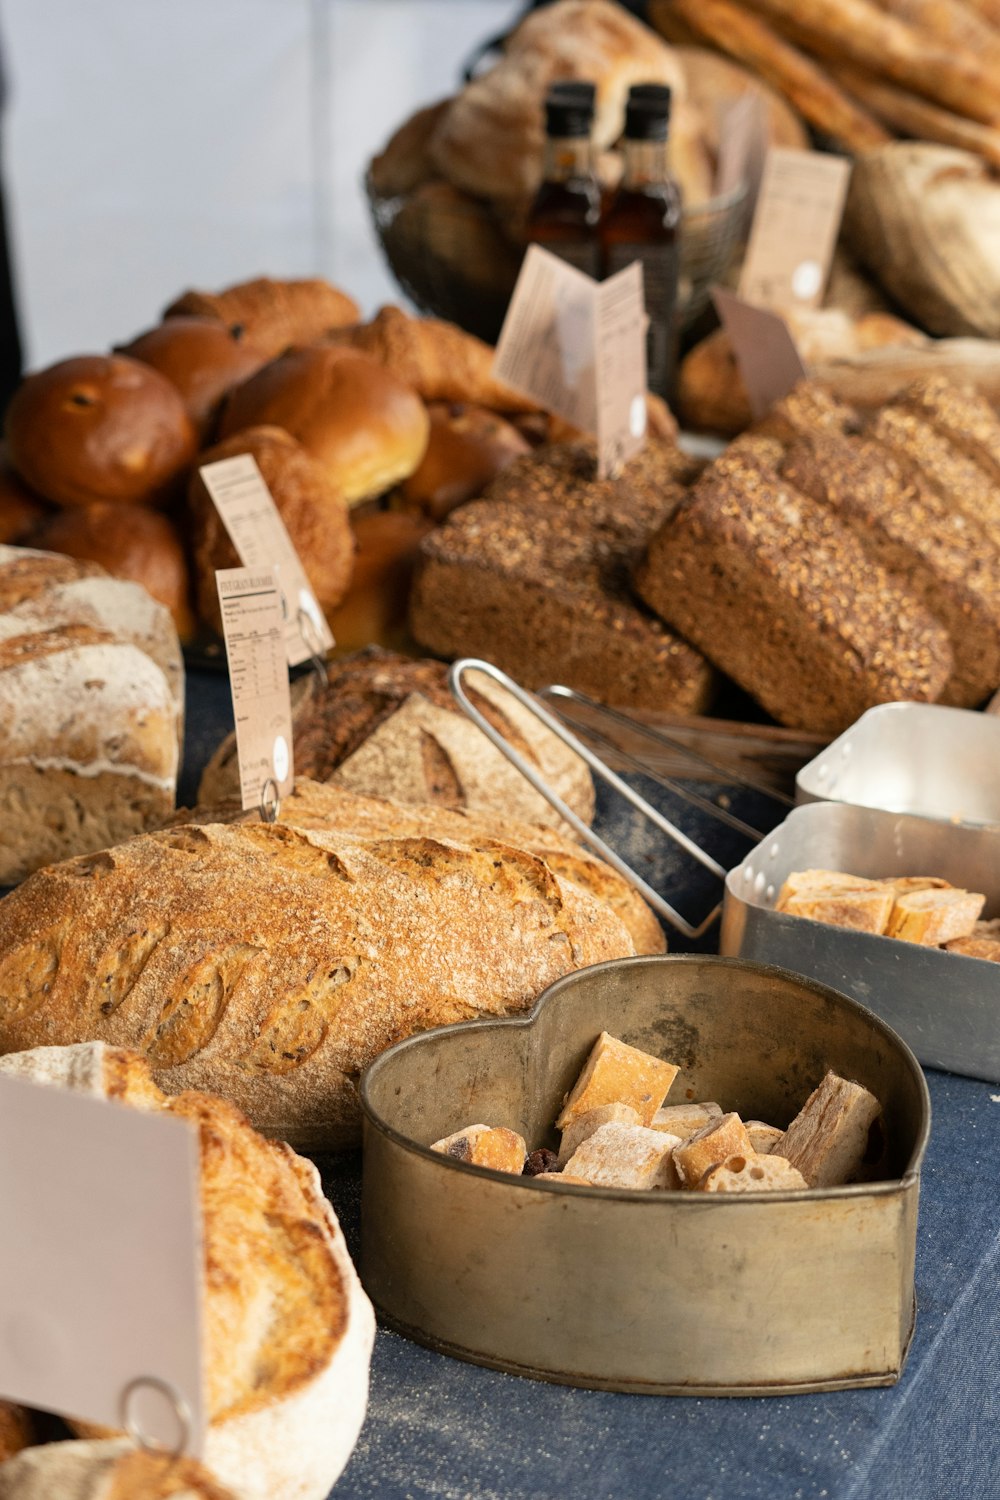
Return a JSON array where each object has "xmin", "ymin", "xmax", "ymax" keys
[
  {"xmin": 199, "ymin": 453, "xmax": 334, "ymax": 668},
  {"xmin": 216, "ymin": 565, "xmax": 295, "ymax": 812},
  {"xmin": 0, "ymin": 1073, "xmax": 204, "ymax": 1453},
  {"xmin": 738, "ymin": 148, "xmax": 851, "ymax": 312},
  {"xmin": 493, "ymin": 244, "xmax": 647, "ymax": 477}
]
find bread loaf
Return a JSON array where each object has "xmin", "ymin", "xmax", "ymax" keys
[
  {"xmin": 0, "ymin": 1440, "xmax": 239, "ymax": 1499},
  {"xmin": 180, "ymin": 779, "xmax": 664, "ymax": 957},
  {"xmin": 118, "ymin": 316, "xmax": 269, "ymax": 440},
  {"xmin": 164, "ymin": 277, "xmax": 359, "ymax": 360},
  {"xmin": 188, "ymin": 426, "xmax": 354, "ymax": 635},
  {"xmin": 0, "ymin": 547, "xmax": 182, "ymax": 883},
  {"xmin": 199, "ymin": 647, "xmax": 596, "ymax": 834},
  {"xmin": 0, "ymin": 822, "xmax": 635, "ymax": 1146},
  {"xmin": 399, "ymin": 401, "xmax": 532, "ymax": 519},
  {"xmin": 5, "ymin": 356, "xmax": 197, "ymax": 510},
  {"xmin": 634, "ymin": 450, "xmax": 953, "ymax": 732},
  {"xmin": 0, "ymin": 1042, "xmax": 374, "ymax": 1500}
]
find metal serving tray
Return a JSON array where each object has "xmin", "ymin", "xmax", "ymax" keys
[
  {"xmin": 721, "ymin": 802, "xmax": 1000, "ymax": 1082},
  {"xmin": 795, "ymin": 703, "xmax": 1000, "ymax": 826},
  {"xmin": 360, "ymin": 955, "xmax": 929, "ymax": 1397}
]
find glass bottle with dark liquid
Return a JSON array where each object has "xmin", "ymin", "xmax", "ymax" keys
[
  {"xmin": 525, "ymin": 83, "xmax": 601, "ymax": 279},
  {"xmin": 602, "ymin": 84, "xmax": 682, "ymax": 401}
]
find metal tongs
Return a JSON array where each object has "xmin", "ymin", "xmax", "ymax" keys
[{"xmin": 448, "ymin": 658, "xmax": 794, "ymax": 938}]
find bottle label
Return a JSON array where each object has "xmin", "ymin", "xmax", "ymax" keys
[{"xmin": 605, "ymin": 243, "xmax": 680, "ymax": 398}]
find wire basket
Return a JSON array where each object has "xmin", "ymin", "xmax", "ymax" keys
[{"xmin": 367, "ymin": 173, "xmax": 747, "ymax": 346}]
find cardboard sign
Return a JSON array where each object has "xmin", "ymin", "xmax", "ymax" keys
[
  {"xmin": 715, "ymin": 93, "xmax": 768, "ymax": 206},
  {"xmin": 199, "ymin": 454, "xmax": 333, "ymax": 668},
  {"xmin": 493, "ymin": 244, "xmax": 647, "ymax": 477},
  {"xmin": 712, "ymin": 287, "xmax": 808, "ymax": 421},
  {"xmin": 216, "ymin": 566, "xmax": 295, "ymax": 813},
  {"xmin": 0, "ymin": 1072, "xmax": 204, "ymax": 1454},
  {"xmin": 738, "ymin": 148, "xmax": 851, "ymax": 312}
]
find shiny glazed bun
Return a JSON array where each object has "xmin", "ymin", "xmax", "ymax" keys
[
  {"xmin": 118, "ymin": 315, "xmax": 268, "ymax": 438},
  {"xmin": 219, "ymin": 344, "xmax": 430, "ymax": 505},
  {"xmin": 400, "ymin": 401, "xmax": 531, "ymax": 520},
  {"xmin": 5, "ymin": 354, "xmax": 198, "ymax": 508}
]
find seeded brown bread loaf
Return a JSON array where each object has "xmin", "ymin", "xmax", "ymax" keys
[
  {"xmin": 778, "ymin": 433, "xmax": 1000, "ymax": 707},
  {"xmin": 752, "ymin": 383, "xmax": 862, "ymax": 446},
  {"xmin": 181, "ymin": 778, "xmax": 665, "ymax": 956},
  {"xmin": 894, "ymin": 377, "xmax": 1000, "ymax": 484},
  {"xmin": 634, "ymin": 452, "xmax": 952, "ymax": 733},
  {"xmin": 0, "ymin": 821, "xmax": 635, "ymax": 1147},
  {"xmin": 0, "ymin": 1042, "xmax": 374, "ymax": 1500},
  {"xmin": 866, "ymin": 405, "xmax": 1000, "ymax": 548},
  {"xmin": 199, "ymin": 647, "xmax": 595, "ymax": 830},
  {"xmin": 0, "ymin": 548, "xmax": 182, "ymax": 883}
]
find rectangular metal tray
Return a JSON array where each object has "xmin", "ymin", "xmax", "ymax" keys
[
  {"xmin": 721, "ymin": 801, "xmax": 1000, "ymax": 1082},
  {"xmin": 795, "ymin": 703, "xmax": 1000, "ymax": 826}
]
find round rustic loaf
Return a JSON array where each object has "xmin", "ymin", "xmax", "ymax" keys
[
  {"xmin": 198, "ymin": 646, "xmax": 596, "ymax": 831},
  {"xmin": 0, "ymin": 821, "xmax": 634, "ymax": 1147},
  {"xmin": 5, "ymin": 355, "xmax": 198, "ymax": 509},
  {"xmin": 0, "ymin": 1042, "xmax": 375, "ymax": 1500}
]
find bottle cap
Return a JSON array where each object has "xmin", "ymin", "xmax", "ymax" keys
[
  {"xmin": 624, "ymin": 83, "xmax": 672, "ymax": 140},
  {"xmin": 544, "ymin": 81, "xmax": 595, "ymax": 139}
]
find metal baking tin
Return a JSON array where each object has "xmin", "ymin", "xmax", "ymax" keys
[
  {"xmin": 795, "ymin": 703, "xmax": 1000, "ymax": 826},
  {"xmin": 360, "ymin": 955, "xmax": 928, "ymax": 1396},
  {"xmin": 721, "ymin": 802, "xmax": 1000, "ymax": 1082}
]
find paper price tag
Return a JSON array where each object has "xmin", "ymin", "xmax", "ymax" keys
[
  {"xmin": 199, "ymin": 454, "xmax": 333, "ymax": 668},
  {"xmin": 216, "ymin": 566, "xmax": 294, "ymax": 813},
  {"xmin": 712, "ymin": 287, "xmax": 808, "ymax": 421},
  {"xmin": 738, "ymin": 148, "xmax": 851, "ymax": 312},
  {"xmin": 493, "ymin": 244, "xmax": 647, "ymax": 477},
  {"xmin": 0, "ymin": 1072, "xmax": 204, "ymax": 1453}
]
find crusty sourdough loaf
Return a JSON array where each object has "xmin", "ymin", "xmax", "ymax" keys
[
  {"xmin": 409, "ymin": 443, "xmax": 713, "ymax": 713},
  {"xmin": 778, "ymin": 433, "xmax": 1000, "ymax": 708},
  {"xmin": 0, "ymin": 1439, "xmax": 239, "ymax": 1499},
  {"xmin": 199, "ymin": 647, "xmax": 596, "ymax": 832},
  {"xmin": 0, "ymin": 822, "xmax": 635, "ymax": 1147},
  {"xmin": 0, "ymin": 548, "xmax": 182, "ymax": 883},
  {"xmin": 0, "ymin": 1042, "xmax": 374, "ymax": 1500},
  {"xmin": 634, "ymin": 451, "xmax": 953, "ymax": 733},
  {"xmin": 180, "ymin": 778, "xmax": 665, "ymax": 957}
]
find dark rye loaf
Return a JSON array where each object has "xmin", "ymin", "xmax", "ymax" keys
[
  {"xmin": 779, "ymin": 433, "xmax": 1000, "ymax": 708},
  {"xmin": 634, "ymin": 452, "xmax": 953, "ymax": 734}
]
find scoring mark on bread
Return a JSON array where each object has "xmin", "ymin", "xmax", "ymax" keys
[
  {"xmin": 96, "ymin": 921, "xmax": 170, "ymax": 1017},
  {"xmin": 419, "ymin": 728, "xmax": 463, "ymax": 806},
  {"xmin": 241, "ymin": 960, "xmax": 359, "ymax": 1074},
  {"xmin": 236, "ymin": 822, "xmax": 354, "ymax": 879},
  {"xmin": 0, "ymin": 926, "xmax": 66, "ymax": 1021},
  {"xmin": 144, "ymin": 942, "xmax": 261, "ymax": 1067}
]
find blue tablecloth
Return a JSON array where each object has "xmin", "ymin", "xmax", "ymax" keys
[{"xmin": 182, "ymin": 671, "xmax": 1000, "ymax": 1500}]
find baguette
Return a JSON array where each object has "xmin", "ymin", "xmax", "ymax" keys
[
  {"xmin": 777, "ymin": 1070, "xmax": 882, "ymax": 1186},
  {"xmin": 655, "ymin": 0, "xmax": 890, "ymax": 152},
  {"xmin": 0, "ymin": 822, "xmax": 635, "ymax": 1148},
  {"xmin": 870, "ymin": 0, "xmax": 1000, "ymax": 71},
  {"xmin": 829, "ymin": 63, "xmax": 1000, "ymax": 168},
  {"xmin": 742, "ymin": 0, "xmax": 1000, "ymax": 125}
]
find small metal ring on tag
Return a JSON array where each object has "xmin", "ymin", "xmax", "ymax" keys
[
  {"xmin": 259, "ymin": 777, "xmax": 280, "ymax": 824},
  {"xmin": 297, "ymin": 605, "xmax": 329, "ymax": 685},
  {"xmin": 120, "ymin": 1375, "xmax": 191, "ymax": 1461}
]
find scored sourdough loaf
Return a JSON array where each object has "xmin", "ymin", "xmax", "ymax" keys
[
  {"xmin": 0, "ymin": 821, "xmax": 635, "ymax": 1147},
  {"xmin": 199, "ymin": 646, "xmax": 596, "ymax": 833},
  {"xmin": 180, "ymin": 779, "xmax": 665, "ymax": 956},
  {"xmin": 634, "ymin": 450, "xmax": 952, "ymax": 734},
  {"xmin": 0, "ymin": 546, "xmax": 182, "ymax": 884},
  {"xmin": 0, "ymin": 1041, "xmax": 374, "ymax": 1500}
]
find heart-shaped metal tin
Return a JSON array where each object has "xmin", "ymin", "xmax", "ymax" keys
[{"xmin": 360, "ymin": 954, "xmax": 929, "ymax": 1396}]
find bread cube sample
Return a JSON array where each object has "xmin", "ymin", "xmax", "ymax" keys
[
  {"xmin": 651, "ymin": 1101, "xmax": 722, "ymax": 1140},
  {"xmin": 886, "ymin": 886, "xmax": 985, "ymax": 946},
  {"xmin": 564, "ymin": 1122, "xmax": 682, "ymax": 1190},
  {"xmin": 673, "ymin": 1113, "xmax": 754, "ymax": 1187},
  {"xmin": 534, "ymin": 1172, "xmax": 593, "ymax": 1186},
  {"xmin": 745, "ymin": 1121, "xmax": 784, "ymax": 1154},
  {"xmin": 430, "ymin": 1123, "xmax": 527, "ymax": 1174},
  {"xmin": 557, "ymin": 1102, "xmax": 641, "ymax": 1167},
  {"xmin": 777, "ymin": 870, "xmax": 894, "ymax": 934},
  {"xmin": 945, "ymin": 933, "xmax": 1000, "ymax": 962},
  {"xmin": 555, "ymin": 1032, "xmax": 679, "ymax": 1130},
  {"xmin": 698, "ymin": 1154, "xmax": 808, "ymax": 1193},
  {"xmin": 777, "ymin": 1072, "xmax": 881, "ymax": 1187}
]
